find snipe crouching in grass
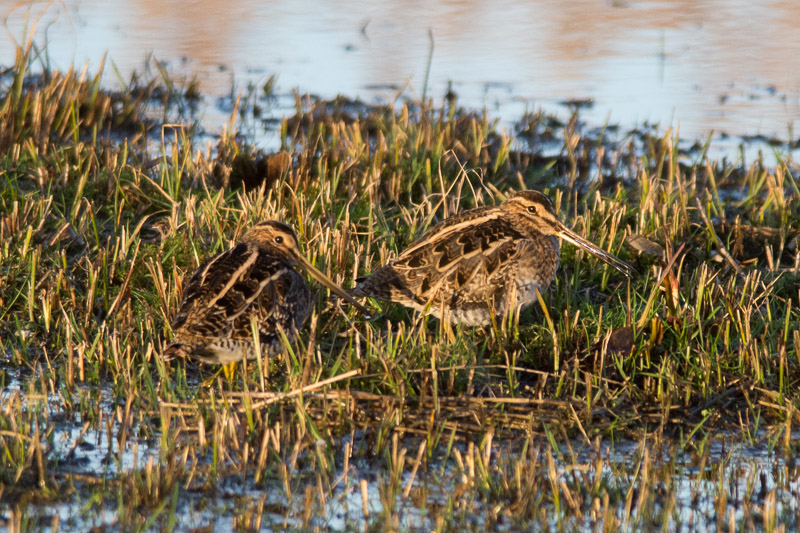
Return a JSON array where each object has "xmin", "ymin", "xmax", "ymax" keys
[
  {"xmin": 163, "ymin": 220, "xmax": 369, "ymax": 364},
  {"xmin": 349, "ymin": 190, "xmax": 635, "ymax": 326}
]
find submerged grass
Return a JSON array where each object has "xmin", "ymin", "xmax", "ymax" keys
[{"xmin": 0, "ymin": 38, "xmax": 799, "ymax": 531}]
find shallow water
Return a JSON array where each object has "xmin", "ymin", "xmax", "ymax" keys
[
  {"xmin": 4, "ymin": 357, "xmax": 799, "ymax": 532},
  {"xmin": 0, "ymin": 366, "xmax": 162, "ymax": 484},
  {"xmin": 2, "ymin": 0, "xmax": 800, "ymax": 159}
]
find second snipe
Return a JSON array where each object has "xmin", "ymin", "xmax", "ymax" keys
[
  {"xmin": 350, "ymin": 190, "xmax": 635, "ymax": 325},
  {"xmin": 163, "ymin": 221, "xmax": 369, "ymax": 364}
]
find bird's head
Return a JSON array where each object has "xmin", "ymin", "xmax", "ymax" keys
[{"xmin": 503, "ymin": 190, "xmax": 635, "ymax": 278}]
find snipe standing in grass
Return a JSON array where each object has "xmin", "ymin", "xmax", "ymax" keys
[
  {"xmin": 349, "ymin": 190, "xmax": 635, "ymax": 326},
  {"xmin": 162, "ymin": 220, "xmax": 369, "ymax": 364}
]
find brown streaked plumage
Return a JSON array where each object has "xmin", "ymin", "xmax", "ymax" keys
[
  {"xmin": 350, "ymin": 190, "xmax": 635, "ymax": 326},
  {"xmin": 163, "ymin": 220, "xmax": 369, "ymax": 364}
]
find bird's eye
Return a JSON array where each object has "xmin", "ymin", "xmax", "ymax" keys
[
  {"xmin": 527, "ymin": 205, "xmax": 537, "ymax": 214},
  {"xmin": 275, "ymin": 236, "xmax": 284, "ymax": 244}
]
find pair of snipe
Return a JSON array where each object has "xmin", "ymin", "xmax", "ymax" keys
[{"xmin": 163, "ymin": 191, "xmax": 635, "ymax": 365}]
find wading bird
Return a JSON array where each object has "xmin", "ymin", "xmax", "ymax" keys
[
  {"xmin": 163, "ymin": 220, "xmax": 369, "ymax": 364},
  {"xmin": 349, "ymin": 190, "xmax": 634, "ymax": 326}
]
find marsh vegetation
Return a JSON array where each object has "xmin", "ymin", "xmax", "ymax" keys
[{"xmin": 1, "ymin": 37, "xmax": 799, "ymax": 531}]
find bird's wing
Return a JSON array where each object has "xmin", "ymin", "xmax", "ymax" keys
[
  {"xmin": 232, "ymin": 267, "xmax": 311, "ymax": 346},
  {"xmin": 171, "ymin": 243, "xmax": 292, "ymax": 339},
  {"xmin": 356, "ymin": 216, "xmax": 526, "ymax": 307}
]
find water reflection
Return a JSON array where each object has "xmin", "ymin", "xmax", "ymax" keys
[{"xmin": 2, "ymin": 0, "xmax": 799, "ymax": 153}]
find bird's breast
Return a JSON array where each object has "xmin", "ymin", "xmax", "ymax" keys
[{"xmin": 512, "ymin": 234, "xmax": 561, "ymax": 287}]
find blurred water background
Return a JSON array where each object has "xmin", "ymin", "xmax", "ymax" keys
[{"xmin": 2, "ymin": 0, "xmax": 800, "ymax": 158}]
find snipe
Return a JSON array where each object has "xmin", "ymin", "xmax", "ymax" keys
[
  {"xmin": 163, "ymin": 220, "xmax": 368, "ymax": 364},
  {"xmin": 350, "ymin": 190, "xmax": 634, "ymax": 326}
]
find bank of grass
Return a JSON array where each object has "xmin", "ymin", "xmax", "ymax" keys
[{"xmin": 0, "ymin": 39, "xmax": 799, "ymax": 531}]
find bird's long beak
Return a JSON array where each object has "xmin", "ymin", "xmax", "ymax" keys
[
  {"xmin": 557, "ymin": 225, "xmax": 636, "ymax": 278},
  {"xmin": 295, "ymin": 254, "xmax": 372, "ymax": 317}
]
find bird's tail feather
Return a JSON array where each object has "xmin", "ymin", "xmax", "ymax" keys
[{"xmin": 161, "ymin": 342, "xmax": 193, "ymax": 361}]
